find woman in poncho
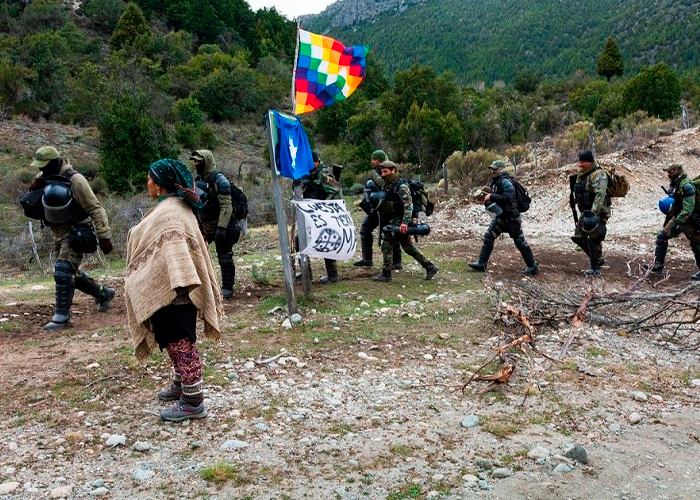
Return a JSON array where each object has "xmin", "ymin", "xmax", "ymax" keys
[{"xmin": 125, "ymin": 159, "xmax": 222, "ymax": 422}]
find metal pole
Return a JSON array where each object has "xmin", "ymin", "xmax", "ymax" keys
[
  {"xmin": 265, "ymin": 111, "xmax": 298, "ymax": 314},
  {"xmin": 442, "ymin": 162, "xmax": 448, "ymax": 194},
  {"xmin": 293, "ymin": 184, "xmax": 311, "ymax": 295}
]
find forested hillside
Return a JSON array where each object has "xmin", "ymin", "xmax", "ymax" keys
[{"xmin": 306, "ymin": 0, "xmax": 700, "ymax": 84}]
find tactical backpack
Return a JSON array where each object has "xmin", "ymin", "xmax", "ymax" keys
[
  {"xmin": 19, "ymin": 169, "xmax": 87, "ymax": 225},
  {"xmin": 603, "ymin": 167, "xmax": 629, "ymax": 198},
  {"xmin": 506, "ymin": 174, "xmax": 531, "ymax": 213},
  {"xmin": 202, "ymin": 171, "xmax": 248, "ymax": 221},
  {"xmin": 406, "ymin": 179, "xmax": 434, "ymax": 217}
]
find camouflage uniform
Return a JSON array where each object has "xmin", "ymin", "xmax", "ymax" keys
[
  {"xmin": 298, "ymin": 162, "xmax": 341, "ymax": 282},
  {"xmin": 650, "ymin": 165, "xmax": 700, "ymax": 280},
  {"xmin": 30, "ymin": 148, "xmax": 114, "ymax": 329},
  {"xmin": 192, "ymin": 150, "xmax": 240, "ymax": 298},
  {"xmin": 373, "ymin": 168, "xmax": 437, "ymax": 281},
  {"xmin": 572, "ymin": 164, "xmax": 611, "ymax": 274}
]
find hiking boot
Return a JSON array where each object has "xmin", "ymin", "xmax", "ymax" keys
[
  {"xmin": 691, "ymin": 271, "xmax": 700, "ymax": 281},
  {"xmin": 221, "ymin": 288, "xmax": 234, "ymax": 299},
  {"xmin": 157, "ymin": 383, "xmax": 182, "ymax": 402},
  {"xmin": 424, "ymin": 263, "xmax": 439, "ymax": 280},
  {"xmin": 95, "ymin": 286, "xmax": 115, "ymax": 312},
  {"xmin": 353, "ymin": 259, "xmax": 373, "ymax": 267},
  {"xmin": 160, "ymin": 400, "xmax": 207, "ymax": 422},
  {"xmin": 392, "ymin": 262, "xmax": 403, "ymax": 271},
  {"xmin": 372, "ymin": 270, "xmax": 392, "ymax": 282},
  {"xmin": 319, "ymin": 275, "xmax": 339, "ymax": 284},
  {"xmin": 583, "ymin": 268, "xmax": 601, "ymax": 277},
  {"xmin": 522, "ymin": 265, "xmax": 539, "ymax": 276},
  {"xmin": 468, "ymin": 262, "xmax": 486, "ymax": 272}
]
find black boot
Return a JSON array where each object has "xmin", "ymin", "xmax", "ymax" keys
[
  {"xmin": 584, "ymin": 239, "xmax": 603, "ymax": 277},
  {"xmin": 220, "ymin": 259, "xmax": 235, "ymax": 299},
  {"xmin": 469, "ymin": 236, "xmax": 494, "ymax": 272},
  {"xmin": 75, "ymin": 272, "xmax": 115, "ymax": 312},
  {"xmin": 392, "ymin": 244, "xmax": 403, "ymax": 270},
  {"xmin": 354, "ymin": 234, "xmax": 373, "ymax": 266},
  {"xmin": 45, "ymin": 261, "xmax": 74, "ymax": 330},
  {"xmin": 320, "ymin": 259, "xmax": 339, "ymax": 283},
  {"xmin": 372, "ymin": 269, "xmax": 392, "ymax": 282},
  {"xmin": 516, "ymin": 240, "xmax": 539, "ymax": 275},
  {"xmin": 423, "ymin": 262, "xmax": 439, "ymax": 280}
]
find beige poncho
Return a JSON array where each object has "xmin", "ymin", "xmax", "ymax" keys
[{"xmin": 125, "ymin": 196, "xmax": 222, "ymax": 362}]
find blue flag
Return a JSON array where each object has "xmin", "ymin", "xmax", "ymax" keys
[{"xmin": 274, "ymin": 111, "xmax": 314, "ymax": 180}]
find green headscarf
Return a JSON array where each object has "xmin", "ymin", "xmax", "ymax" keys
[{"xmin": 148, "ymin": 159, "xmax": 203, "ymax": 209}]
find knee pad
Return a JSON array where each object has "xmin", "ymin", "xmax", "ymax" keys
[
  {"xmin": 54, "ymin": 260, "xmax": 74, "ymax": 280},
  {"xmin": 656, "ymin": 232, "xmax": 669, "ymax": 244},
  {"xmin": 513, "ymin": 235, "xmax": 527, "ymax": 248},
  {"xmin": 218, "ymin": 253, "xmax": 233, "ymax": 266},
  {"xmin": 483, "ymin": 231, "xmax": 496, "ymax": 244}
]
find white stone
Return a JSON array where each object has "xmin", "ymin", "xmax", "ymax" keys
[
  {"xmin": 629, "ymin": 412, "xmax": 643, "ymax": 424},
  {"xmin": 690, "ymin": 379, "xmax": 700, "ymax": 387},
  {"xmin": 527, "ymin": 446, "xmax": 551, "ymax": 460},
  {"xmin": 281, "ymin": 319, "xmax": 292, "ymax": 329},
  {"xmin": 220, "ymin": 439, "xmax": 249, "ymax": 450},
  {"xmin": 50, "ymin": 485, "xmax": 73, "ymax": 498},
  {"xmin": 132, "ymin": 441, "xmax": 150, "ymax": 452},
  {"xmin": 105, "ymin": 434, "xmax": 126, "ymax": 447},
  {"xmin": 630, "ymin": 391, "xmax": 648, "ymax": 402},
  {"xmin": 360, "ymin": 301, "xmax": 370, "ymax": 308},
  {"xmin": 7, "ymin": 442, "xmax": 17, "ymax": 452},
  {"xmin": 290, "ymin": 313, "xmax": 302, "ymax": 324},
  {"xmin": 90, "ymin": 487, "xmax": 109, "ymax": 496},
  {"xmin": 423, "ymin": 354, "xmax": 433, "ymax": 360},
  {"xmin": 0, "ymin": 482, "xmax": 20, "ymax": 494}
]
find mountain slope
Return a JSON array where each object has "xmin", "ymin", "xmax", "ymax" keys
[{"xmin": 305, "ymin": 0, "xmax": 700, "ymax": 84}]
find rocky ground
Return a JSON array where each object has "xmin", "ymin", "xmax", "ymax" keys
[{"xmin": 1, "ymin": 127, "xmax": 700, "ymax": 500}]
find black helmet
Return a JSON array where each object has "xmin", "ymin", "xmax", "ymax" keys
[
  {"xmin": 42, "ymin": 182, "xmax": 74, "ymax": 225},
  {"xmin": 369, "ymin": 191, "xmax": 387, "ymax": 209}
]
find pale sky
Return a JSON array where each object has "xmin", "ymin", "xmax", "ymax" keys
[{"xmin": 247, "ymin": 0, "xmax": 335, "ymax": 19}]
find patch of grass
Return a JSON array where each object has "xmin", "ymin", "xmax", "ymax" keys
[
  {"xmin": 387, "ymin": 483, "xmax": 422, "ymax": 500},
  {"xmin": 389, "ymin": 444, "xmax": 414, "ymax": 457},
  {"xmin": 199, "ymin": 462, "xmax": 238, "ymax": 483},
  {"xmin": 482, "ymin": 414, "xmax": 522, "ymax": 437},
  {"xmin": 586, "ymin": 346, "xmax": 608, "ymax": 357},
  {"xmin": 327, "ymin": 421, "xmax": 353, "ymax": 436},
  {"xmin": 251, "ymin": 264, "xmax": 272, "ymax": 286}
]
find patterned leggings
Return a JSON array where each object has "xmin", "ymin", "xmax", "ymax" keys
[{"xmin": 166, "ymin": 338, "xmax": 203, "ymax": 404}]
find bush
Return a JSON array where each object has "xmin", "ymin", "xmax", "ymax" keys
[
  {"xmin": 98, "ymin": 76, "xmax": 178, "ymax": 193},
  {"xmin": 20, "ymin": 0, "xmax": 67, "ymax": 34},
  {"xmin": 624, "ymin": 63, "xmax": 681, "ymax": 119},
  {"xmin": 80, "ymin": 0, "xmax": 126, "ymax": 33},
  {"xmin": 569, "ymin": 80, "xmax": 608, "ymax": 117},
  {"xmin": 196, "ymin": 124, "xmax": 218, "ymax": 149},
  {"xmin": 194, "ymin": 68, "xmax": 259, "ymax": 121},
  {"xmin": 446, "ymin": 148, "xmax": 501, "ymax": 190}
]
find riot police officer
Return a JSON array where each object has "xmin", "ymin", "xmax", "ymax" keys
[
  {"xmin": 26, "ymin": 146, "xmax": 114, "ymax": 330},
  {"xmin": 190, "ymin": 150, "xmax": 240, "ymax": 299}
]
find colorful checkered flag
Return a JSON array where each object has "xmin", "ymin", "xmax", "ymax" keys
[{"xmin": 293, "ymin": 29, "xmax": 368, "ymax": 115}]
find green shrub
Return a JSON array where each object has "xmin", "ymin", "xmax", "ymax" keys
[
  {"xmin": 110, "ymin": 2, "xmax": 150, "ymax": 51},
  {"xmin": 98, "ymin": 77, "xmax": 178, "ymax": 193},
  {"xmin": 446, "ymin": 148, "xmax": 501, "ymax": 190},
  {"xmin": 624, "ymin": 63, "xmax": 681, "ymax": 119},
  {"xmin": 20, "ymin": 0, "xmax": 67, "ymax": 34},
  {"xmin": 194, "ymin": 68, "xmax": 259, "ymax": 121},
  {"xmin": 569, "ymin": 80, "xmax": 608, "ymax": 118},
  {"xmin": 80, "ymin": 0, "xmax": 126, "ymax": 33},
  {"xmin": 196, "ymin": 124, "xmax": 218, "ymax": 149}
]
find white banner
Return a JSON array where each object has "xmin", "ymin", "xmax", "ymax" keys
[{"xmin": 294, "ymin": 200, "xmax": 357, "ymax": 261}]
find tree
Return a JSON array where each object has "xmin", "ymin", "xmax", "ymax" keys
[
  {"xmin": 110, "ymin": 2, "xmax": 150, "ymax": 51},
  {"xmin": 183, "ymin": 0, "xmax": 223, "ymax": 44},
  {"xmin": 597, "ymin": 36, "xmax": 624, "ymax": 82},
  {"xmin": 569, "ymin": 80, "xmax": 609, "ymax": 117},
  {"xmin": 513, "ymin": 68, "xmax": 541, "ymax": 94},
  {"xmin": 397, "ymin": 102, "xmax": 462, "ymax": 175},
  {"xmin": 624, "ymin": 63, "xmax": 681, "ymax": 119}
]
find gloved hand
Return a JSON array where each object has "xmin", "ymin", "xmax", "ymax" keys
[
  {"xmin": 662, "ymin": 217, "xmax": 677, "ymax": 236},
  {"xmin": 214, "ymin": 227, "xmax": 228, "ymax": 245},
  {"xmin": 99, "ymin": 238, "xmax": 113, "ymax": 255},
  {"xmin": 399, "ymin": 222, "xmax": 409, "ymax": 235}
]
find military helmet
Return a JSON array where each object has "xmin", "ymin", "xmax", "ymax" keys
[{"xmin": 42, "ymin": 182, "xmax": 74, "ymax": 225}]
